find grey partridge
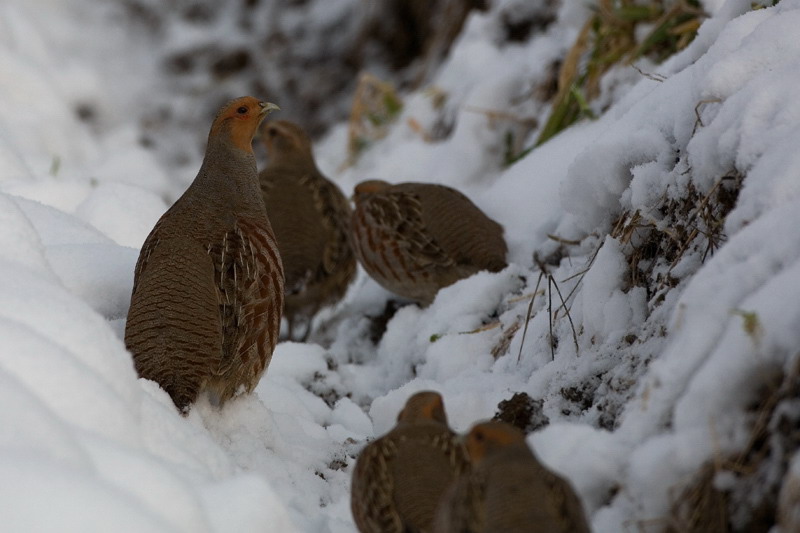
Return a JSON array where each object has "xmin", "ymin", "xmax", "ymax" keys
[
  {"xmin": 351, "ymin": 180, "xmax": 507, "ymax": 305},
  {"xmin": 351, "ymin": 391, "xmax": 468, "ymax": 533},
  {"xmin": 125, "ymin": 96, "xmax": 284, "ymax": 413},
  {"xmin": 259, "ymin": 120, "xmax": 356, "ymax": 340},
  {"xmin": 434, "ymin": 421, "xmax": 590, "ymax": 533}
]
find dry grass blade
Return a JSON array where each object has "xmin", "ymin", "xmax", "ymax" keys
[
  {"xmin": 547, "ymin": 272, "xmax": 554, "ymax": 360},
  {"xmin": 558, "ymin": 238, "xmax": 605, "ymax": 311},
  {"xmin": 549, "ymin": 274, "xmax": 579, "ymax": 355},
  {"xmin": 631, "ymin": 63, "xmax": 666, "ymax": 82},
  {"xmin": 517, "ymin": 271, "xmax": 545, "ymax": 362},
  {"xmin": 462, "ymin": 106, "xmax": 538, "ymax": 128},
  {"xmin": 547, "ymin": 234, "xmax": 583, "ymax": 246},
  {"xmin": 692, "ymin": 98, "xmax": 722, "ymax": 135},
  {"xmin": 492, "ymin": 321, "xmax": 521, "ymax": 359}
]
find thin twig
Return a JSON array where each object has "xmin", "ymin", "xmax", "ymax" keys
[
  {"xmin": 462, "ymin": 105, "xmax": 538, "ymax": 127},
  {"xmin": 547, "ymin": 275, "xmax": 554, "ymax": 360},
  {"xmin": 517, "ymin": 272, "xmax": 545, "ymax": 363},
  {"xmin": 692, "ymin": 98, "xmax": 722, "ymax": 136},
  {"xmin": 559, "ymin": 239, "xmax": 605, "ymax": 313},
  {"xmin": 547, "ymin": 234, "xmax": 583, "ymax": 246},
  {"xmin": 550, "ymin": 274, "xmax": 580, "ymax": 355},
  {"xmin": 631, "ymin": 63, "xmax": 666, "ymax": 82}
]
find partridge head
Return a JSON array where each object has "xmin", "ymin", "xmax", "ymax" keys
[
  {"xmin": 125, "ymin": 96, "xmax": 284, "ymax": 413},
  {"xmin": 434, "ymin": 421, "xmax": 590, "ymax": 533}
]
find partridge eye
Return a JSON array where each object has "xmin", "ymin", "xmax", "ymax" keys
[
  {"xmin": 236, "ymin": 106, "xmax": 248, "ymax": 114},
  {"xmin": 267, "ymin": 127, "xmax": 278, "ymax": 137}
]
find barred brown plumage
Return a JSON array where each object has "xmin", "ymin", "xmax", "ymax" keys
[
  {"xmin": 351, "ymin": 180, "xmax": 507, "ymax": 305},
  {"xmin": 351, "ymin": 391, "xmax": 467, "ymax": 533},
  {"xmin": 124, "ymin": 96, "xmax": 283, "ymax": 413},
  {"xmin": 259, "ymin": 120, "xmax": 356, "ymax": 340},
  {"xmin": 433, "ymin": 421, "xmax": 590, "ymax": 533}
]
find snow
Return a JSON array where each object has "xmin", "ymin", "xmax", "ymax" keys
[{"xmin": 1, "ymin": 0, "xmax": 799, "ymax": 531}]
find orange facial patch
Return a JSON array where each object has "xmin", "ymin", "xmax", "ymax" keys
[
  {"xmin": 466, "ymin": 422, "xmax": 523, "ymax": 463},
  {"xmin": 354, "ymin": 180, "xmax": 391, "ymax": 196},
  {"xmin": 211, "ymin": 96, "xmax": 269, "ymax": 153},
  {"xmin": 420, "ymin": 396, "xmax": 446, "ymax": 422},
  {"xmin": 229, "ymin": 113, "xmax": 259, "ymax": 153}
]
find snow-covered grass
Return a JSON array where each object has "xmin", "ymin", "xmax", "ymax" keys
[{"xmin": 1, "ymin": 0, "xmax": 799, "ymax": 531}]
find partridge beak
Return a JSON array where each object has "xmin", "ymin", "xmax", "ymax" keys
[{"xmin": 259, "ymin": 102, "xmax": 280, "ymax": 116}]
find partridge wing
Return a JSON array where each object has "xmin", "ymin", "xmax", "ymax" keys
[
  {"xmin": 351, "ymin": 437, "xmax": 406, "ymax": 533},
  {"xmin": 208, "ymin": 219, "xmax": 284, "ymax": 400},
  {"xmin": 413, "ymin": 184, "xmax": 507, "ymax": 272}
]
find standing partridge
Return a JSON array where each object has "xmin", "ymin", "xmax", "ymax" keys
[
  {"xmin": 434, "ymin": 421, "xmax": 590, "ymax": 533},
  {"xmin": 351, "ymin": 180, "xmax": 507, "ymax": 305},
  {"xmin": 125, "ymin": 96, "xmax": 284, "ymax": 413},
  {"xmin": 258, "ymin": 120, "xmax": 356, "ymax": 340},
  {"xmin": 351, "ymin": 391, "xmax": 468, "ymax": 533}
]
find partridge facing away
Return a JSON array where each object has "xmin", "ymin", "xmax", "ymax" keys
[
  {"xmin": 351, "ymin": 391, "xmax": 468, "ymax": 533},
  {"xmin": 258, "ymin": 120, "xmax": 356, "ymax": 340},
  {"xmin": 434, "ymin": 421, "xmax": 590, "ymax": 533},
  {"xmin": 351, "ymin": 180, "xmax": 507, "ymax": 305},
  {"xmin": 125, "ymin": 96, "xmax": 284, "ymax": 413}
]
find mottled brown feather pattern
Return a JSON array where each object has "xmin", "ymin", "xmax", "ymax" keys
[
  {"xmin": 125, "ymin": 237, "xmax": 222, "ymax": 410},
  {"xmin": 351, "ymin": 392, "xmax": 467, "ymax": 533},
  {"xmin": 206, "ymin": 219, "xmax": 284, "ymax": 403},
  {"xmin": 351, "ymin": 181, "xmax": 507, "ymax": 304},
  {"xmin": 434, "ymin": 421, "xmax": 590, "ymax": 533},
  {"xmin": 259, "ymin": 120, "xmax": 355, "ymax": 339},
  {"xmin": 125, "ymin": 97, "xmax": 283, "ymax": 412}
]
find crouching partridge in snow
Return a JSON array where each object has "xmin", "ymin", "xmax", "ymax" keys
[
  {"xmin": 434, "ymin": 421, "xmax": 590, "ymax": 533},
  {"xmin": 351, "ymin": 391, "xmax": 468, "ymax": 533},
  {"xmin": 258, "ymin": 120, "xmax": 356, "ymax": 340},
  {"xmin": 351, "ymin": 180, "xmax": 507, "ymax": 305},
  {"xmin": 125, "ymin": 96, "xmax": 284, "ymax": 413}
]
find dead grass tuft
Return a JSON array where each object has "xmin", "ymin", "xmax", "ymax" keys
[
  {"xmin": 535, "ymin": 0, "xmax": 707, "ymax": 147},
  {"xmin": 666, "ymin": 357, "xmax": 800, "ymax": 532},
  {"xmin": 611, "ymin": 172, "xmax": 743, "ymax": 305}
]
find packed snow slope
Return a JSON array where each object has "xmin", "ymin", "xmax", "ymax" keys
[{"xmin": 1, "ymin": 0, "xmax": 799, "ymax": 531}]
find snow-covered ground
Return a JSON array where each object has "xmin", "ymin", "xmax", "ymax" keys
[{"xmin": 1, "ymin": 0, "xmax": 799, "ymax": 531}]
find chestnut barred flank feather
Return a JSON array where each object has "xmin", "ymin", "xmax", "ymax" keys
[
  {"xmin": 351, "ymin": 391, "xmax": 467, "ymax": 533},
  {"xmin": 351, "ymin": 181, "xmax": 508, "ymax": 305},
  {"xmin": 259, "ymin": 120, "xmax": 356, "ymax": 340},
  {"xmin": 434, "ymin": 421, "xmax": 590, "ymax": 533},
  {"xmin": 125, "ymin": 97, "xmax": 283, "ymax": 413}
]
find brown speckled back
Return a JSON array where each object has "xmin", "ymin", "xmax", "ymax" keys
[{"xmin": 351, "ymin": 181, "xmax": 507, "ymax": 305}]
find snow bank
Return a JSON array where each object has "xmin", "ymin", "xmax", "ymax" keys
[{"xmin": 2, "ymin": 0, "xmax": 800, "ymax": 531}]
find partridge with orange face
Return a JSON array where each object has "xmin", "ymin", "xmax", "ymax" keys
[
  {"xmin": 125, "ymin": 96, "xmax": 284, "ymax": 413},
  {"xmin": 259, "ymin": 120, "xmax": 356, "ymax": 340},
  {"xmin": 351, "ymin": 180, "xmax": 507, "ymax": 305},
  {"xmin": 351, "ymin": 391, "xmax": 467, "ymax": 533},
  {"xmin": 434, "ymin": 421, "xmax": 590, "ymax": 533}
]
